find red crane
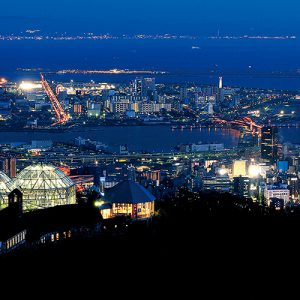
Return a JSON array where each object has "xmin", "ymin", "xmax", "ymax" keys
[{"xmin": 40, "ymin": 74, "xmax": 70, "ymax": 125}]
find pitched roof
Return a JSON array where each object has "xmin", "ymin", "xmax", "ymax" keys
[{"xmin": 104, "ymin": 181, "xmax": 155, "ymax": 204}]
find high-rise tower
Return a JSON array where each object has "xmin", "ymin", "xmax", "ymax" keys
[
  {"xmin": 219, "ymin": 76, "xmax": 223, "ymax": 89},
  {"xmin": 261, "ymin": 126, "xmax": 278, "ymax": 163}
]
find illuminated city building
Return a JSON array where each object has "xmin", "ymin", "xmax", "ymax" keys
[
  {"xmin": 142, "ymin": 77, "xmax": 156, "ymax": 100},
  {"xmin": 133, "ymin": 78, "xmax": 142, "ymax": 96},
  {"xmin": 103, "ymin": 180, "xmax": 155, "ymax": 220},
  {"xmin": 234, "ymin": 176, "xmax": 251, "ymax": 198},
  {"xmin": 94, "ymin": 201, "xmax": 113, "ymax": 219},
  {"xmin": 180, "ymin": 86, "xmax": 188, "ymax": 103},
  {"xmin": 217, "ymin": 77, "xmax": 224, "ymax": 103},
  {"xmin": 11, "ymin": 164, "xmax": 76, "ymax": 212},
  {"xmin": 9, "ymin": 158, "xmax": 17, "ymax": 178},
  {"xmin": 264, "ymin": 184, "xmax": 290, "ymax": 206},
  {"xmin": 73, "ymin": 103, "xmax": 83, "ymax": 114},
  {"xmin": 287, "ymin": 177, "xmax": 299, "ymax": 201},
  {"xmin": 202, "ymin": 175, "xmax": 232, "ymax": 192},
  {"xmin": 232, "ymin": 160, "xmax": 248, "ymax": 177},
  {"xmin": 87, "ymin": 102, "xmax": 101, "ymax": 118},
  {"xmin": 142, "ymin": 170, "xmax": 161, "ymax": 186},
  {"xmin": 140, "ymin": 102, "xmax": 153, "ymax": 114},
  {"xmin": 110, "ymin": 101, "xmax": 130, "ymax": 113},
  {"xmin": 130, "ymin": 102, "xmax": 140, "ymax": 112},
  {"xmin": 261, "ymin": 126, "xmax": 278, "ymax": 163},
  {"xmin": 19, "ymin": 81, "xmax": 42, "ymax": 91},
  {"xmin": 0, "ymin": 157, "xmax": 17, "ymax": 178},
  {"xmin": 0, "ymin": 158, "xmax": 9, "ymax": 175},
  {"xmin": 219, "ymin": 76, "xmax": 223, "ymax": 89},
  {"xmin": 208, "ymin": 103, "xmax": 214, "ymax": 115}
]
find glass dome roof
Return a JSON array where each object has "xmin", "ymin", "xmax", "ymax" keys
[
  {"xmin": 0, "ymin": 171, "xmax": 12, "ymax": 210},
  {"xmin": 0, "ymin": 171, "xmax": 11, "ymax": 193},
  {"xmin": 13, "ymin": 164, "xmax": 74, "ymax": 191}
]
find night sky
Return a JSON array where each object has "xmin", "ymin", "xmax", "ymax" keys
[{"xmin": 0, "ymin": 0, "xmax": 299, "ymax": 35}]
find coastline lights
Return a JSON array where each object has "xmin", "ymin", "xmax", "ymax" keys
[
  {"xmin": 19, "ymin": 81, "xmax": 42, "ymax": 91},
  {"xmin": 0, "ymin": 78, "xmax": 8, "ymax": 85}
]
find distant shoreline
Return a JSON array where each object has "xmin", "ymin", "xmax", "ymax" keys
[{"xmin": 0, "ymin": 34, "xmax": 296, "ymax": 42}]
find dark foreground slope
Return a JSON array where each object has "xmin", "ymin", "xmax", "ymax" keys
[{"xmin": 1, "ymin": 190, "xmax": 298, "ymax": 279}]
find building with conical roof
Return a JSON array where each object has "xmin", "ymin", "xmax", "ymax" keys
[{"xmin": 103, "ymin": 180, "xmax": 155, "ymax": 219}]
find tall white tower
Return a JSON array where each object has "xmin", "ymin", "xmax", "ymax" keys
[
  {"xmin": 219, "ymin": 76, "xmax": 223, "ymax": 89},
  {"xmin": 208, "ymin": 103, "xmax": 214, "ymax": 115}
]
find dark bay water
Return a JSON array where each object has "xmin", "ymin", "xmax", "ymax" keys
[
  {"xmin": 0, "ymin": 126, "xmax": 298, "ymax": 152},
  {"xmin": 1, "ymin": 39, "xmax": 300, "ymax": 90}
]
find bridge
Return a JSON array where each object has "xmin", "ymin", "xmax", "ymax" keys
[
  {"xmin": 40, "ymin": 74, "xmax": 70, "ymax": 125},
  {"xmin": 212, "ymin": 116, "xmax": 262, "ymax": 131}
]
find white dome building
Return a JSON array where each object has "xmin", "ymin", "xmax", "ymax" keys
[
  {"xmin": 12, "ymin": 164, "xmax": 76, "ymax": 212},
  {"xmin": 0, "ymin": 171, "xmax": 12, "ymax": 210}
]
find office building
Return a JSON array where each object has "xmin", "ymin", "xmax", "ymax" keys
[
  {"xmin": 234, "ymin": 176, "xmax": 251, "ymax": 198},
  {"xmin": 202, "ymin": 175, "xmax": 232, "ymax": 192},
  {"xmin": 288, "ymin": 177, "xmax": 299, "ymax": 201},
  {"xmin": 133, "ymin": 78, "xmax": 142, "ymax": 96},
  {"xmin": 73, "ymin": 103, "xmax": 83, "ymax": 115},
  {"xmin": 0, "ymin": 157, "xmax": 16, "ymax": 178},
  {"xmin": 264, "ymin": 184, "xmax": 290, "ymax": 206},
  {"xmin": 232, "ymin": 160, "xmax": 248, "ymax": 177},
  {"xmin": 87, "ymin": 102, "xmax": 101, "ymax": 118},
  {"xmin": 110, "ymin": 101, "xmax": 130, "ymax": 113},
  {"xmin": 0, "ymin": 158, "xmax": 9, "ymax": 176},
  {"xmin": 142, "ymin": 78, "xmax": 156, "ymax": 100},
  {"xmin": 261, "ymin": 126, "xmax": 278, "ymax": 163},
  {"xmin": 180, "ymin": 86, "xmax": 188, "ymax": 103}
]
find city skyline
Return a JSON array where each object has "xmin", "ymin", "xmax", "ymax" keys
[{"xmin": 1, "ymin": 0, "xmax": 300, "ymax": 271}]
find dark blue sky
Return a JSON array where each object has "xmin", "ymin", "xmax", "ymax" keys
[{"xmin": 0, "ymin": 0, "xmax": 299, "ymax": 35}]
